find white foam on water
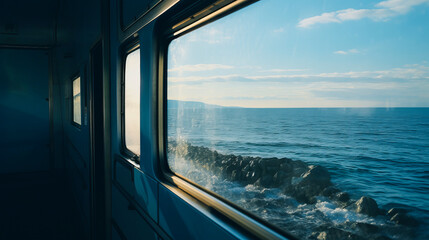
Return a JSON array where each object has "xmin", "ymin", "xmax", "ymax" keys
[
  {"xmin": 315, "ymin": 201, "xmax": 359, "ymax": 224},
  {"xmin": 167, "ymin": 144, "xmax": 415, "ymax": 239},
  {"xmin": 314, "ymin": 199, "xmax": 384, "ymax": 226}
]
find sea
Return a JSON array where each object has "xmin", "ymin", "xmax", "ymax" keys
[{"xmin": 168, "ymin": 107, "xmax": 429, "ymax": 239}]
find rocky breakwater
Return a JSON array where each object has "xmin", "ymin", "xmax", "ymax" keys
[{"xmin": 168, "ymin": 141, "xmax": 420, "ymax": 238}]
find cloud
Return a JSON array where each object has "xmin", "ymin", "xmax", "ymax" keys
[
  {"xmin": 168, "ymin": 68, "xmax": 429, "ymax": 108},
  {"xmin": 169, "ymin": 64, "xmax": 234, "ymax": 73},
  {"xmin": 168, "ymin": 64, "xmax": 429, "ymax": 85},
  {"xmin": 249, "ymin": 64, "xmax": 429, "ymax": 80},
  {"xmin": 334, "ymin": 49, "xmax": 360, "ymax": 55},
  {"xmin": 221, "ymin": 96, "xmax": 293, "ymax": 101},
  {"xmin": 169, "ymin": 74, "xmax": 243, "ymax": 83},
  {"xmin": 334, "ymin": 51, "xmax": 348, "ymax": 55},
  {"xmin": 298, "ymin": 0, "xmax": 429, "ymax": 28},
  {"xmin": 273, "ymin": 27, "xmax": 285, "ymax": 33},
  {"xmin": 312, "ymin": 79, "xmax": 429, "ymax": 107},
  {"xmin": 260, "ymin": 69, "xmax": 308, "ymax": 73}
]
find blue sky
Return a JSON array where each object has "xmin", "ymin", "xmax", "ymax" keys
[{"xmin": 168, "ymin": 0, "xmax": 429, "ymax": 108}]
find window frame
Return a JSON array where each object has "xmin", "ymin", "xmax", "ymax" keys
[
  {"xmin": 71, "ymin": 75, "xmax": 82, "ymax": 127},
  {"xmin": 121, "ymin": 42, "xmax": 141, "ymax": 162},
  {"xmin": 156, "ymin": 1, "xmax": 297, "ymax": 239}
]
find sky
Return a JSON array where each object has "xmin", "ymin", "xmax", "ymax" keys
[{"xmin": 167, "ymin": 0, "xmax": 429, "ymax": 108}]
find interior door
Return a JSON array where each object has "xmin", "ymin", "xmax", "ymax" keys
[
  {"xmin": 89, "ymin": 41, "xmax": 106, "ymax": 240},
  {"xmin": 0, "ymin": 48, "xmax": 50, "ymax": 174}
]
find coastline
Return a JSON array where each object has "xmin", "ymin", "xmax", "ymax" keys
[{"xmin": 168, "ymin": 140, "xmax": 423, "ymax": 239}]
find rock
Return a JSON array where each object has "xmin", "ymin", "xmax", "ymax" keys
[
  {"xmin": 355, "ymin": 196, "xmax": 379, "ymax": 217},
  {"xmin": 291, "ymin": 176, "xmax": 303, "ymax": 185},
  {"xmin": 386, "ymin": 208, "xmax": 407, "ymax": 218},
  {"xmin": 390, "ymin": 212, "xmax": 419, "ymax": 227},
  {"xmin": 259, "ymin": 175, "xmax": 274, "ymax": 188},
  {"xmin": 254, "ymin": 178, "xmax": 262, "ymax": 187},
  {"xmin": 321, "ymin": 186, "xmax": 340, "ymax": 197},
  {"xmin": 249, "ymin": 169, "xmax": 261, "ymax": 183},
  {"xmin": 317, "ymin": 232, "xmax": 328, "ymax": 240},
  {"xmin": 300, "ymin": 165, "xmax": 331, "ymax": 189},
  {"xmin": 230, "ymin": 170, "xmax": 240, "ymax": 181},
  {"xmin": 273, "ymin": 171, "xmax": 289, "ymax": 187},
  {"xmin": 225, "ymin": 165, "xmax": 235, "ymax": 177},
  {"xmin": 264, "ymin": 157, "xmax": 283, "ymax": 168},
  {"xmin": 280, "ymin": 165, "xmax": 334, "ymax": 204},
  {"xmin": 293, "ymin": 167, "xmax": 307, "ymax": 177},
  {"xmin": 335, "ymin": 192, "xmax": 350, "ymax": 203},
  {"xmin": 350, "ymin": 222, "xmax": 379, "ymax": 234},
  {"xmin": 291, "ymin": 165, "xmax": 332, "ymax": 201},
  {"xmin": 309, "ymin": 232, "xmax": 320, "ymax": 240},
  {"xmin": 242, "ymin": 164, "xmax": 250, "ymax": 173}
]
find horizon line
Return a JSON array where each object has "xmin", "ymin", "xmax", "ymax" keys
[{"xmin": 167, "ymin": 99, "xmax": 429, "ymax": 109}]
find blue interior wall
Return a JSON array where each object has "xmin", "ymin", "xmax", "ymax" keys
[
  {"xmin": 0, "ymin": 48, "xmax": 50, "ymax": 174},
  {"xmin": 53, "ymin": 0, "xmax": 101, "ymax": 237}
]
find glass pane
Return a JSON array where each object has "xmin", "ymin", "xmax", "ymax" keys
[
  {"xmin": 167, "ymin": 0, "xmax": 429, "ymax": 239},
  {"xmin": 73, "ymin": 77, "xmax": 81, "ymax": 125},
  {"xmin": 125, "ymin": 48, "xmax": 140, "ymax": 155}
]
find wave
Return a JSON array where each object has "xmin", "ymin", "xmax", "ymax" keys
[{"xmin": 168, "ymin": 140, "xmax": 423, "ymax": 240}]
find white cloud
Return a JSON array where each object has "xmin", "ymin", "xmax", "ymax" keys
[
  {"xmin": 260, "ymin": 69, "xmax": 308, "ymax": 73},
  {"xmin": 249, "ymin": 64, "xmax": 429, "ymax": 80},
  {"xmin": 169, "ymin": 64, "xmax": 234, "ymax": 73},
  {"xmin": 334, "ymin": 49, "xmax": 360, "ymax": 55},
  {"xmin": 334, "ymin": 50, "xmax": 348, "ymax": 55},
  {"xmin": 298, "ymin": 0, "xmax": 429, "ymax": 28},
  {"xmin": 168, "ymin": 64, "xmax": 429, "ymax": 84},
  {"xmin": 169, "ymin": 74, "xmax": 241, "ymax": 83},
  {"xmin": 298, "ymin": 12, "xmax": 341, "ymax": 28},
  {"xmin": 273, "ymin": 27, "xmax": 285, "ymax": 33},
  {"xmin": 168, "ymin": 65, "xmax": 429, "ymax": 108},
  {"xmin": 376, "ymin": 0, "xmax": 429, "ymax": 13}
]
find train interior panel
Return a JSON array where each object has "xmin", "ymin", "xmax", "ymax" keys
[{"xmin": 1, "ymin": 0, "xmax": 428, "ymax": 239}]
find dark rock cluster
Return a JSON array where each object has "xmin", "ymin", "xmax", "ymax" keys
[
  {"xmin": 169, "ymin": 140, "xmax": 330, "ymax": 204},
  {"xmin": 168, "ymin": 141, "xmax": 420, "ymax": 236}
]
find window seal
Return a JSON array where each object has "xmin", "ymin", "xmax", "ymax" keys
[
  {"xmin": 156, "ymin": 1, "xmax": 297, "ymax": 239},
  {"xmin": 121, "ymin": 41, "xmax": 141, "ymax": 164}
]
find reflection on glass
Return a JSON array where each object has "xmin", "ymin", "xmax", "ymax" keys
[
  {"xmin": 167, "ymin": 0, "xmax": 429, "ymax": 239},
  {"xmin": 73, "ymin": 77, "xmax": 81, "ymax": 125},
  {"xmin": 125, "ymin": 48, "xmax": 140, "ymax": 155}
]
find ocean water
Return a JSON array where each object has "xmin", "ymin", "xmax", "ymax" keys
[{"xmin": 168, "ymin": 107, "xmax": 429, "ymax": 239}]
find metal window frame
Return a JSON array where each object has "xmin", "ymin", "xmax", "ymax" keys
[
  {"xmin": 119, "ymin": 0, "xmax": 163, "ymax": 31},
  {"xmin": 156, "ymin": 0, "xmax": 298, "ymax": 239},
  {"xmin": 121, "ymin": 41, "xmax": 141, "ymax": 163}
]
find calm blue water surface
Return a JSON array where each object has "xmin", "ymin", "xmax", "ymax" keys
[{"xmin": 168, "ymin": 107, "xmax": 429, "ymax": 232}]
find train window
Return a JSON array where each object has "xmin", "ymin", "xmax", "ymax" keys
[
  {"xmin": 72, "ymin": 76, "xmax": 81, "ymax": 125},
  {"xmin": 166, "ymin": 0, "xmax": 429, "ymax": 239},
  {"xmin": 124, "ymin": 47, "xmax": 140, "ymax": 156}
]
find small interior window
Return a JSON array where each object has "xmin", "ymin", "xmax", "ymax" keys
[
  {"xmin": 72, "ymin": 77, "xmax": 81, "ymax": 125},
  {"xmin": 124, "ymin": 48, "xmax": 141, "ymax": 156}
]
